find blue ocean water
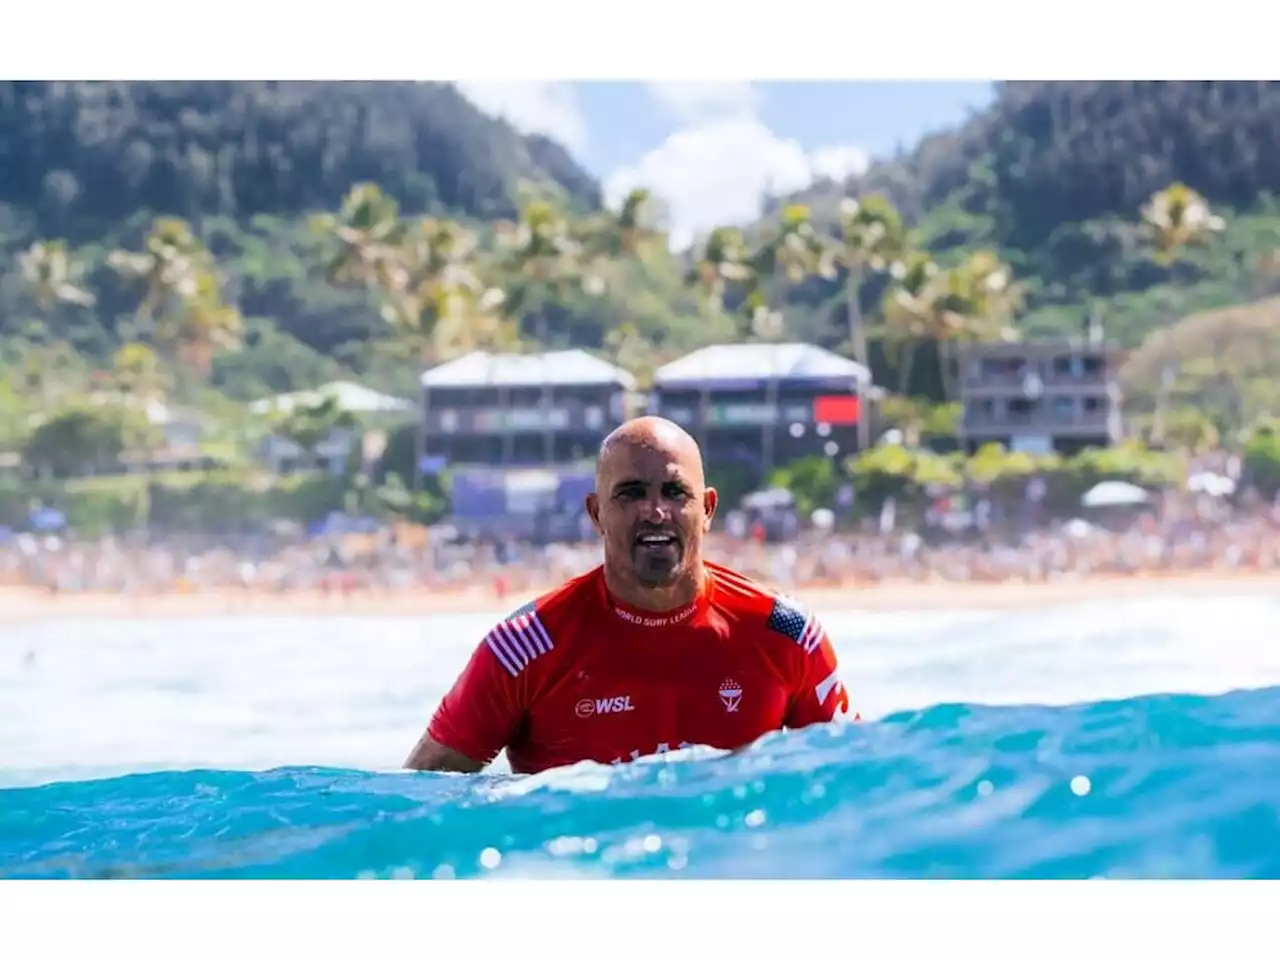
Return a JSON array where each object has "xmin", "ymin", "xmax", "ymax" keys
[{"xmin": 5, "ymin": 686, "xmax": 1280, "ymax": 880}]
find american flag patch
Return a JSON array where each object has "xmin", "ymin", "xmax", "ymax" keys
[
  {"xmin": 767, "ymin": 596, "xmax": 824, "ymax": 655},
  {"xmin": 484, "ymin": 608, "xmax": 554, "ymax": 677}
]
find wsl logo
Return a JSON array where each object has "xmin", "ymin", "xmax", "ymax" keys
[
  {"xmin": 718, "ymin": 679, "xmax": 743, "ymax": 713},
  {"xmin": 575, "ymin": 695, "xmax": 635, "ymax": 718}
]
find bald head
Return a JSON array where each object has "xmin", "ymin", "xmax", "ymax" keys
[
  {"xmin": 586, "ymin": 416, "xmax": 717, "ymax": 605},
  {"xmin": 596, "ymin": 416, "xmax": 705, "ymax": 491}
]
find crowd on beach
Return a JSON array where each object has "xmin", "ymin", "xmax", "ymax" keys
[{"xmin": 3, "ymin": 480, "xmax": 1279, "ymax": 607}]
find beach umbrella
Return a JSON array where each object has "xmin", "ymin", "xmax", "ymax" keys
[
  {"xmin": 1081, "ymin": 480, "xmax": 1150, "ymax": 508},
  {"xmin": 1186, "ymin": 471, "xmax": 1235, "ymax": 497}
]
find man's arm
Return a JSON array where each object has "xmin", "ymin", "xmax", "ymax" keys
[
  {"xmin": 404, "ymin": 731, "xmax": 485, "ymax": 773},
  {"xmin": 403, "ymin": 609, "xmax": 546, "ymax": 773}
]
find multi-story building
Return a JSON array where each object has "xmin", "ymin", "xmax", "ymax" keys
[
  {"xmin": 415, "ymin": 351, "xmax": 639, "ymax": 541},
  {"xmin": 416, "ymin": 349, "xmax": 638, "ymax": 474},
  {"xmin": 958, "ymin": 334, "xmax": 1125, "ymax": 455},
  {"xmin": 652, "ymin": 342, "xmax": 871, "ymax": 484}
]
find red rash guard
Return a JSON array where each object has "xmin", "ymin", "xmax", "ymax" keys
[{"xmin": 427, "ymin": 560, "xmax": 854, "ymax": 774}]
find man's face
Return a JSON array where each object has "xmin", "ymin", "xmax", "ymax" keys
[{"xmin": 587, "ymin": 436, "xmax": 717, "ymax": 589}]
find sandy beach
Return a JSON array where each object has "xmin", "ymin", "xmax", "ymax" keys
[{"xmin": 3, "ymin": 570, "xmax": 1278, "ymax": 623}]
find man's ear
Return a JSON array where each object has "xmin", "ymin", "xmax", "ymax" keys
[
  {"xmin": 585, "ymin": 492, "xmax": 604, "ymax": 535},
  {"xmin": 702, "ymin": 486, "xmax": 718, "ymax": 532}
]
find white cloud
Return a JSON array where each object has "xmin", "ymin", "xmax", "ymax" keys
[
  {"xmin": 604, "ymin": 84, "xmax": 870, "ymax": 251},
  {"xmin": 455, "ymin": 81, "xmax": 588, "ymax": 154},
  {"xmin": 606, "ymin": 117, "xmax": 870, "ymax": 251}
]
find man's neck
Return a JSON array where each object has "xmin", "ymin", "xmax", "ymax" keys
[{"xmin": 603, "ymin": 560, "xmax": 706, "ymax": 613}]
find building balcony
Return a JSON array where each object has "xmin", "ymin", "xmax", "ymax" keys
[{"xmin": 963, "ymin": 408, "xmax": 1115, "ymax": 437}]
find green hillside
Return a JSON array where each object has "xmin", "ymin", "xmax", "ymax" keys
[
  {"xmin": 0, "ymin": 81, "xmax": 640, "ymax": 401},
  {"xmin": 2, "ymin": 80, "xmax": 1279, "ymax": 418},
  {"xmin": 763, "ymin": 81, "xmax": 1280, "ymax": 358}
]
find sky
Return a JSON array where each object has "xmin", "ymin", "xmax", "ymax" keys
[{"xmin": 456, "ymin": 81, "xmax": 995, "ymax": 247}]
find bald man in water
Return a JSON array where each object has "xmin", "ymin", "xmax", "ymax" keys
[{"xmin": 404, "ymin": 416, "xmax": 852, "ymax": 775}]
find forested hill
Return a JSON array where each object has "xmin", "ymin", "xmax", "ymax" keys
[
  {"xmin": 0, "ymin": 81, "xmax": 602, "ymax": 238},
  {"xmin": 765, "ymin": 80, "xmax": 1280, "ymax": 352},
  {"xmin": 0, "ymin": 81, "xmax": 620, "ymax": 401},
  {"xmin": 804, "ymin": 81, "xmax": 1280, "ymax": 247},
  {"xmin": 3, "ymin": 81, "xmax": 1280, "ymax": 410}
]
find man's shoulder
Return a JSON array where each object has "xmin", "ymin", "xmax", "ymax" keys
[
  {"xmin": 707, "ymin": 561, "xmax": 827, "ymax": 656},
  {"xmin": 481, "ymin": 567, "xmax": 601, "ymax": 679}
]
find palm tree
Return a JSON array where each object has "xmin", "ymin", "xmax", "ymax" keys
[
  {"xmin": 690, "ymin": 204, "xmax": 832, "ymax": 476},
  {"xmin": 107, "ymin": 217, "xmax": 208, "ymax": 333},
  {"xmin": 18, "ymin": 241, "xmax": 97, "ymax": 331},
  {"xmin": 882, "ymin": 251, "xmax": 943, "ymax": 395},
  {"xmin": 829, "ymin": 195, "xmax": 907, "ymax": 404},
  {"xmin": 883, "ymin": 249, "xmax": 1021, "ymax": 405},
  {"xmin": 170, "ymin": 271, "xmax": 245, "ymax": 378},
  {"xmin": 109, "ymin": 218, "xmax": 242, "ymax": 380},
  {"xmin": 930, "ymin": 250, "xmax": 1022, "ymax": 404},
  {"xmin": 684, "ymin": 225, "xmax": 758, "ymax": 331},
  {"xmin": 492, "ymin": 182, "xmax": 604, "ymax": 462},
  {"xmin": 310, "ymin": 182, "xmax": 408, "ymax": 294},
  {"xmin": 1138, "ymin": 182, "xmax": 1226, "ymax": 444},
  {"xmin": 389, "ymin": 216, "xmax": 512, "ymax": 363},
  {"xmin": 493, "ymin": 183, "xmax": 601, "ymax": 346},
  {"xmin": 112, "ymin": 342, "xmax": 169, "ymax": 403},
  {"xmin": 580, "ymin": 187, "xmax": 667, "ymax": 265},
  {"xmin": 1140, "ymin": 182, "xmax": 1226, "ymax": 265}
]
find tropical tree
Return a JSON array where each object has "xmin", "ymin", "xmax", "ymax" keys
[
  {"xmin": 828, "ymin": 194, "xmax": 907, "ymax": 386},
  {"xmin": 884, "ymin": 249, "xmax": 1021, "ymax": 404},
  {"xmin": 310, "ymin": 182, "xmax": 408, "ymax": 294},
  {"xmin": 492, "ymin": 182, "xmax": 603, "ymax": 348},
  {"xmin": 749, "ymin": 202, "xmax": 835, "ymax": 338},
  {"xmin": 580, "ymin": 187, "xmax": 667, "ymax": 265},
  {"xmin": 273, "ymin": 395, "xmax": 359, "ymax": 472},
  {"xmin": 685, "ymin": 225, "xmax": 759, "ymax": 329},
  {"xmin": 1137, "ymin": 181, "xmax": 1227, "ymax": 443},
  {"xmin": 13, "ymin": 339, "xmax": 90, "ymax": 407},
  {"xmin": 108, "ymin": 218, "xmax": 243, "ymax": 378},
  {"xmin": 22, "ymin": 401, "xmax": 159, "ymax": 478},
  {"xmin": 111, "ymin": 342, "xmax": 169, "ymax": 403},
  {"xmin": 1140, "ymin": 182, "xmax": 1227, "ymax": 265},
  {"xmin": 881, "ymin": 251, "xmax": 942, "ymax": 396},
  {"xmin": 170, "ymin": 271, "xmax": 245, "ymax": 377},
  {"xmin": 386, "ymin": 216, "xmax": 512, "ymax": 362},
  {"xmin": 18, "ymin": 240, "xmax": 96, "ymax": 331},
  {"xmin": 107, "ymin": 217, "xmax": 207, "ymax": 330}
]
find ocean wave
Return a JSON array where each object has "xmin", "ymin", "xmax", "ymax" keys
[{"xmin": 4, "ymin": 686, "xmax": 1279, "ymax": 880}]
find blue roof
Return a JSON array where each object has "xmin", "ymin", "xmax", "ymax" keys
[
  {"xmin": 654, "ymin": 343, "xmax": 871, "ymax": 388},
  {"xmin": 420, "ymin": 350, "xmax": 636, "ymax": 390}
]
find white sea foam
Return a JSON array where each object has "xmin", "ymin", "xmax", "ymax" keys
[{"xmin": 2, "ymin": 594, "xmax": 1279, "ymax": 789}]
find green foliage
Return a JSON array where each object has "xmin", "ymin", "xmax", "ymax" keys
[
  {"xmin": 1242, "ymin": 419, "xmax": 1280, "ymax": 497},
  {"xmin": 0, "ymin": 467, "xmax": 448, "ymax": 537},
  {"xmin": 0, "ymin": 79, "xmax": 1277, "ymax": 511},
  {"xmin": 845, "ymin": 440, "xmax": 1182, "ymax": 516},
  {"xmin": 767, "ymin": 457, "xmax": 842, "ymax": 518},
  {"xmin": 0, "ymin": 82, "xmax": 599, "ymax": 234},
  {"xmin": 21, "ymin": 401, "xmax": 160, "ymax": 477}
]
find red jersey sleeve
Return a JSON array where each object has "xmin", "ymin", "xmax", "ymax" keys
[
  {"xmin": 426, "ymin": 603, "xmax": 553, "ymax": 765},
  {"xmin": 766, "ymin": 597, "xmax": 854, "ymax": 728}
]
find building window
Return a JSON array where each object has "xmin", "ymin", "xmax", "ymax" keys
[{"xmin": 968, "ymin": 398, "xmax": 997, "ymax": 421}]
